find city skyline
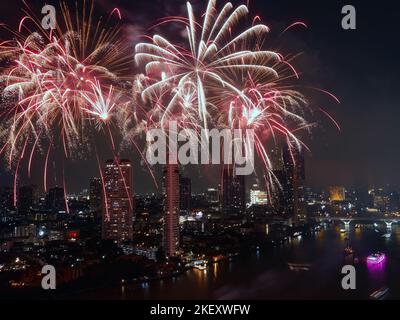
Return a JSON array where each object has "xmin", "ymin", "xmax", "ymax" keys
[{"xmin": 0, "ymin": 0, "xmax": 400, "ymax": 304}]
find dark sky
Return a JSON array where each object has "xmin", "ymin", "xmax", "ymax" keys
[{"xmin": 0, "ymin": 0, "xmax": 399, "ymax": 193}]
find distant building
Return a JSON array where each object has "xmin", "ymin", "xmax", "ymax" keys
[
  {"xmin": 250, "ymin": 185, "xmax": 268, "ymax": 205},
  {"xmin": 14, "ymin": 224, "xmax": 36, "ymax": 238},
  {"xmin": 45, "ymin": 187, "xmax": 66, "ymax": 213},
  {"xmin": 102, "ymin": 159, "xmax": 134, "ymax": 243},
  {"xmin": 89, "ymin": 177, "xmax": 102, "ymax": 219},
  {"xmin": 179, "ymin": 175, "xmax": 191, "ymax": 214},
  {"xmin": 163, "ymin": 164, "xmax": 180, "ymax": 257},
  {"xmin": 329, "ymin": 186, "xmax": 346, "ymax": 202},
  {"xmin": 0, "ymin": 187, "xmax": 15, "ymax": 213},
  {"xmin": 369, "ymin": 186, "xmax": 399, "ymax": 213},
  {"xmin": 221, "ymin": 166, "xmax": 246, "ymax": 216}
]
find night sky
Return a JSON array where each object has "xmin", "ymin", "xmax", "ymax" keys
[{"xmin": 0, "ymin": 0, "xmax": 399, "ymax": 193}]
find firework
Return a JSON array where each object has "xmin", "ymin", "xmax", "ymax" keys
[
  {"xmin": 133, "ymin": 0, "xmax": 327, "ymax": 196},
  {"xmin": 0, "ymin": 0, "xmax": 132, "ymax": 158},
  {"xmin": 0, "ymin": 1, "xmax": 132, "ymax": 205},
  {"xmin": 135, "ymin": 0, "xmax": 282, "ymax": 130}
]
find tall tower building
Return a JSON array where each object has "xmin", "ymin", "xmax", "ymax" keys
[
  {"xmin": 221, "ymin": 166, "xmax": 246, "ymax": 216},
  {"xmin": 179, "ymin": 175, "xmax": 191, "ymax": 214},
  {"xmin": 102, "ymin": 159, "xmax": 134, "ymax": 243},
  {"xmin": 89, "ymin": 177, "xmax": 103, "ymax": 219},
  {"xmin": 163, "ymin": 164, "xmax": 180, "ymax": 257},
  {"xmin": 273, "ymin": 146, "xmax": 305, "ymax": 214}
]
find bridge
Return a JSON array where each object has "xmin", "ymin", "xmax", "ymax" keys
[{"xmin": 314, "ymin": 216, "xmax": 400, "ymax": 228}]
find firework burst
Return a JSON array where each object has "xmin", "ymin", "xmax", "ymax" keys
[
  {"xmin": 133, "ymin": 0, "xmax": 331, "ymax": 196},
  {"xmin": 0, "ymin": 1, "xmax": 132, "ymax": 205},
  {"xmin": 135, "ymin": 0, "xmax": 281, "ymax": 130}
]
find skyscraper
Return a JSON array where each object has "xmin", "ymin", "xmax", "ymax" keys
[
  {"xmin": 163, "ymin": 164, "xmax": 180, "ymax": 257},
  {"xmin": 45, "ymin": 187, "xmax": 66, "ymax": 213},
  {"xmin": 273, "ymin": 146, "xmax": 305, "ymax": 215},
  {"xmin": 89, "ymin": 177, "xmax": 102, "ymax": 219},
  {"xmin": 221, "ymin": 166, "xmax": 246, "ymax": 216},
  {"xmin": 179, "ymin": 175, "xmax": 191, "ymax": 214},
  {"xmin": 102, "ymin": 159, "xmax": 134, "ymax": 243}
]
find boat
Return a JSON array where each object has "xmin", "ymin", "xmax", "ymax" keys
[
  {"xmin": 367, "ymin": 252, "xmax": 386, "ymax": 264},
  {"xmin": 287, "ymin": 263, "xmax": 311, "ymax": 272},
  {"xmin": 370, "ymin": 287, "xmax": 389, "ymax": 300},
  {"xmin": 344, "ymin": 246, "xmax": 354, "ymax": 255},
  {"xmin": 194, "ymin": 264, "xmax": 207, "ymax": 271}
]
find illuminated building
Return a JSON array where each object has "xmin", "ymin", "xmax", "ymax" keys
[
  {"xmin": 329, "ymin": 186, "xmax": 346, "ymax": 202},
  {"xmin": 250, "ymin": 185, "xmax": 268, "ymax": 205},
  {"xmin": 221, "ymin": 166, "xmax": 246, "ymax": 216},
  {"xmin": 102, "ymin": 159, "xmax": 134, "ymax": 243},
  {"xmin": 369, "ymin": 187, "xmax": 399, "ymax": 213},
  {"xmin": 163, "ymin": 164, "xmax": 180, "ymax": 257},
  {"xmin": 89, "ymin": 177, "xmax": 102, "ymax": 219},
  {"xmin": 273, "ymin": 146, "xmax": 305, "ymax": 215}
]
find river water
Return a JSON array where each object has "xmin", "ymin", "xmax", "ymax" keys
[{"xmin": 77, "ymin": 223, "xmax": 400, "ymax": 299}]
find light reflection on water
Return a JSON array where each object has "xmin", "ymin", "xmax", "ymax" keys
[{"xmin": 77, "ymin": 224, "xmax": 400, "ymax": 300}]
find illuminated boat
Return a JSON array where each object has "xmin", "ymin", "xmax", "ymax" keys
[
  {"xmin": 287, "ymin": 263, "xmax": 311, "ymax": 271},
  {"xmin": 194, "ymin": 264, "xmax": 207, "ymax": 271},
  {"xmin": 367, "ymin": 252, "xmax": 386, "ymax": 264},
  {"xmin": 344, "ymin": 246, "xmax": 354, "ymax": 255},
  {"xmin": 370, "ymin": 287, "xmax": 389, "ymax": 300}
]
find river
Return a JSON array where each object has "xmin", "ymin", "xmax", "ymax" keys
[{"xmin": 75, "ymin": 223, "xmax": 400, "ymax": 299}]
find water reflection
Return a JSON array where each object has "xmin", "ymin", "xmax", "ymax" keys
[{"xmin": 75, "ymin": 224, "xmax": 400, "ymax": 299}]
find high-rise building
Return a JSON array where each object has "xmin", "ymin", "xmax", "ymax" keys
[
  {"xmin": 45, "ymin": 187, "xmax": 66, "ymax": 213},
  {"xmin": 163, "ymin": 164, "xmax": 180, "ymax": 257},
  {"xmin": 102, "ymin": 159, "xmax": 134, "ymax": 243},
  {"xmin": 89, "ymin": 177, "xmax": 103, "ymax": 219},
  {"xmin": 273, "ymin": 146, "xmax": 305, "ymax": 215},
  {"xmin": 221, "ymin": 166, "xmax": 246, "ymax": 216},
  {"xmin": 17, "ymin": 185, "xmax": 38, "ymax": 215},
  {"xmin": 179, "ymin": 175, "xmax": 191, "ymax": 214}
]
